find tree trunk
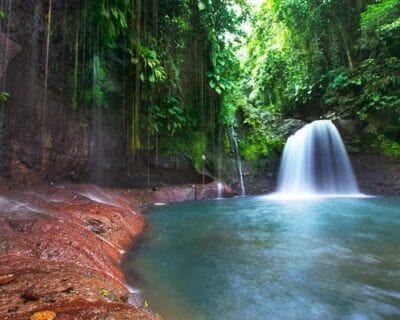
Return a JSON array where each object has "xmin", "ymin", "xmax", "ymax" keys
[{"xmin": 338, "ymin": 23, "xmax": 354, "ymax": 71}]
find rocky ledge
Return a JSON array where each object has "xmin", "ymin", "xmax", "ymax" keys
[{"xmin": 0, "ymin": 182, "xmax": 229, "ymax": 320}]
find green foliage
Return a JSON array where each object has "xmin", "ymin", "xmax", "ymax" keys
[
  {"xmin": 221, "ymin": 80, "xmax": 246, "ymax": 126},
  {"xmin": 379, "ymin": 136, "xmax": 400, "ymax": 158},
  {"xmin": 245, "ymin": 0, "xmax": 327, "ymax": 117},
  {"xmin": 200, "ymin": 0, "xmax": 249, "ymax": 96},
  {"xmin": 56, "ymin": 0, "xmax": 399, "ymax": 176},
  {"xmin": 357, "ymin": 132, "xmax": 400, "ymax": 159},
  {"xmin": 148, "ymin": 95, "xmax": 189, "ymax": 137},
  {"xmin": 243, "ymin": 0, "xmax": 400, "ymax": 160},
  {"xmin": 239, "ymin": 105, "xmax": 284, "ymax": 160},
  {"xmin": 72, "ymin": 0, "xmax": 256, "ymax": 168},
  {"xmin": 324, "ymin": 0, "xmax": 400, "ymax": 148},
  {"xmin": 70, "ymin": 0, "xmax": 399, "ymax": 171},
  {"xmin": 361, "ymin": 0, "xmax": 399, "ymax": 31},
  {"xmin": 0, "ymin": 92, "xmax": 9, "ymax": 102},
  {"xmin": 85, "ymin": 0, "xmax": 129, "ymax": 48},
  {"xmin": 359, "ymin": 0, "xmax": 400, "ymax": 56},
  {"xmin": 240, "ymin": 135, "xmax": 283, "ymax": 161},
  {"xmin": 187, "ymin": 133, "xmax": 208, "ymax": 171},
  {"xmin": 215, "ymin": 41, "xmax": 247, "ymax": 128},
  {"xmin": 132, "ymin": 45, "xmax": 166, "ymax": 84},
  {"xmin": 159, "ymin": 131, "xmax": 208, "ymax": 172}
]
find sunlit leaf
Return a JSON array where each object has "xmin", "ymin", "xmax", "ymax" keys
[{"xmin": 198, "ymin": 1, "xmax": 206, "ymax": 11}]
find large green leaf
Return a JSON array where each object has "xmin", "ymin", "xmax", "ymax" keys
[{"xmin": 198, "ymin": 1, "xmax": 206, "ymax": 11}]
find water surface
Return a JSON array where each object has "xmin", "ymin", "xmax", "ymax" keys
[{"xmin": 124, "ymin": 196, "xmax": 400, "ymax": 320}]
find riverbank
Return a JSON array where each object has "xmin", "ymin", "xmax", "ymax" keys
[{"xmin": 0, "ymin": 181, "xmax": 228, "ymax": 319}]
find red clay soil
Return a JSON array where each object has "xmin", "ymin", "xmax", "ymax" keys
[{"xmin": 0, "ymin": 182, "xmax": 229, "ymax": 320}]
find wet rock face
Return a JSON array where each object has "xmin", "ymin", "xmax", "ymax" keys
[
  {"xmin": 351, "ymin": 153, "xmax": 400, "ymax": 195},
  {"xmin": 0, "ymin": 184, "xmax": 157, "ymax": 320},
  {"xmin": 275, "ymin": 118, "xmax": 307, "ymax": 138},
  {"xmin": 0, "ymin": 0, "xmax": 89, "ymax": 183},
  {"xmin": 332, "ymin": 118, "xmax": 358, "ymax": 144},
  {"xmin": 0, "ymin": 33, "xmax": 21, "ymax": 78}
]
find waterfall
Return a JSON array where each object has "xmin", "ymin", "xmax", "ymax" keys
[
  {"xmin": 276, "ymin": 120, "xmax": 360, "ymax": 196},
  {"xmin": 230, "ymin": 126, "xmax": 245, "ymax": 196},
  {"xmin": 217, "ymin": 182, "xmax": 224, "ymax": 199},
  {"xmin": 89, "ymin": 56, "xmax": 106, "ymax": 184}
]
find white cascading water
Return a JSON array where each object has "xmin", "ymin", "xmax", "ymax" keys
[
  {"xmin": 217, "ymin": 182, "xmax": 224, "ymax": 199},
  {"xmin": 275, "ymin": 120, "xmax": 360, "ymax": 197},
  {"xmin": 230, "ymin": 126, "xmax": 246, "ymax": 196}
]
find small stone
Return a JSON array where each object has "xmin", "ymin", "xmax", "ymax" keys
[
  {"xmin": 0, "ymin": 274, "xmax": 15, "ymax": 285},
  {"xmin": 30, "ymin": 311, "xmax": 56, "ymax": 320}
]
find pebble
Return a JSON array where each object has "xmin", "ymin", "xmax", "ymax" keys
[{"xmin": 30, "ymin": 311, "xmax": 57, "ymax": 320}]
